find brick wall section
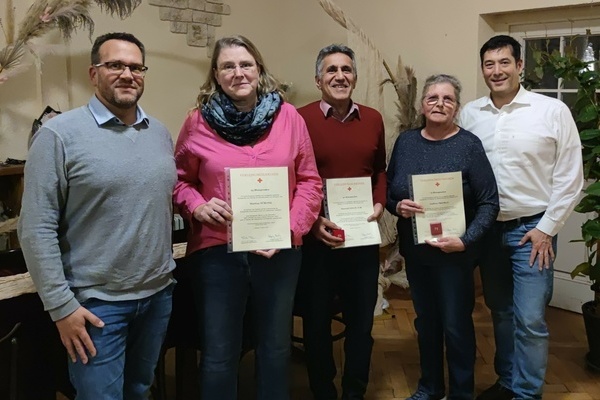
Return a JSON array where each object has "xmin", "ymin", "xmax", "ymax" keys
[{"xmin": 148, "ymin": 0, "xmax": 231, "ymax": 56}]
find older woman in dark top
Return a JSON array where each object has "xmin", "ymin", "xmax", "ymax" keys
[{"xmin": 386, "ymin": 74, "xmax": 499, "ymax": 400}]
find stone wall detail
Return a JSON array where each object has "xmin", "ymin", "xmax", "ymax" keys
[{"xmin": 148, "ymin": 0, "xmax": 231, "ymax": 56}]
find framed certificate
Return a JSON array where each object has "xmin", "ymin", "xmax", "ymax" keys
[
  {"xmin": 324, "ymin": 177, "xmax": 382, "ymax": 249},
  {"xmin": 410, "ymin": 171, "xmax": 466, "ymax": 244},
  {"xmin": 226, "ymin": 167, "xmax": 291, "ymax": 252}
]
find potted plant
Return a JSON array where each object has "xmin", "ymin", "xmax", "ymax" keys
[{"xmin": 532, "ymin": 41, "xmax": 600, "ymax": 371}]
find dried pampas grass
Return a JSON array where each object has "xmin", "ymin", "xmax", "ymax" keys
[
  {"xmin": 316, "ymin": 0, "xmax": 419, "ymax": 133},
  {"xmin": 0, "ymin": 0, "xmax": 141, "ymax": 81},
  {"xmin": 17, "ymin": 0, "xmax": 94, "ymax": 43},
  {"xmin": 95, "ymin": 0, "xmax": 142, "ymax": 19}
]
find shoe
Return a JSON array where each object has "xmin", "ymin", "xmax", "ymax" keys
[
  {"xmin": 476, "ymin": 382, "xmax": 515, "ymax": 400},
  {"xmin": 406, "ymin": 390, "xmax": 446, "ymax": 400}
]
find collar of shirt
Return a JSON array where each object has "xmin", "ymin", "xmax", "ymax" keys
[
  {"xmin": 319, "ymin": 99, "xmax": 360, "ymax": 122},
  {"xmin": 481, "ymin": 85, "xmax": 530, "ymax": 112},
  {"xmin": 88, "ymin": 95, "xmax": 149, "ymax": 127}
]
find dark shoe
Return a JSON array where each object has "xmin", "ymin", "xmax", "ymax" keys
[
  {"xmin": 406, "ymin": 390, "xmax": 446, "ymax": 400},
  {"xmin": 476, "ymin": 382, "xmax": 515, "ymax": 400}
]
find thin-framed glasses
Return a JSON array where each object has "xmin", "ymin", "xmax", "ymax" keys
[
  {"xmin": 424, "ymin": 95, "xmax": 457, "ymax": 106},
  {"xmin": 94, "ymin": 61, "xmax": 148, "ymax": 78},
  {"xmin": 218, "ymin": 62, "xmax": 256, "ymax": 75}
]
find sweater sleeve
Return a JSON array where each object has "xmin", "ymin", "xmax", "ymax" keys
[
  {"xmin": 461, "ymin": 139, "xmax": 499, "ymax": 247},
  {"xmin": 173, "ymin": 112, "xmax": 207, "ymax": 222},
  {"xmin": 289, "ymin": 113, "xmax": 323, "ymax": 243},
  {"xmin": 17, "ymin": 129, "xmax": 80, "ymax": 321},
  {"xmin": 372, "ymin": 116, "xmax": 387, "ymax": 206},
  {"xmin": 385, "ymin": 135, "xmax": 402, "ymax": 217}
]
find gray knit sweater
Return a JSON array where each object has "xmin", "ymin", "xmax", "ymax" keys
[{"xmin": 18, "ymin": 97, "xmax": 177, "ymax": 321}]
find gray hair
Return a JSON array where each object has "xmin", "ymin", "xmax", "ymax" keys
[
  {"xmin": 315, "ymin": 44, "xmax": 357, "ymax": 78},
  {"xmin": 421, "ymin": 74, "xmax": 462, "ymax": 105}
]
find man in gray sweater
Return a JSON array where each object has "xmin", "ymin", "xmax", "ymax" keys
[{"xmin": 18, "ymin": 32, "xmax": 176, "ymax": 399}]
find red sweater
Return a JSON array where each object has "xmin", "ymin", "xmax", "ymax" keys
[{"xmin": 297, "ymin": 101, "xmax": 387, "ymax": 206}]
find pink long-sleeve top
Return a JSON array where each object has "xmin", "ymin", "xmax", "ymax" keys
[{"xmin": 173, "ymin": 102, "xmax": 324, "ymax": 255}]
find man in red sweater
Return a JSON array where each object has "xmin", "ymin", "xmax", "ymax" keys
[{"xmin": 296, "ymin": 44, "xmax": 387, "ymax": 400}]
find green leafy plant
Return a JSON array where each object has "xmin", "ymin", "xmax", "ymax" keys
[{"xmin": 533, "ymin": 41, "xmax": 600, "ymax": 309}]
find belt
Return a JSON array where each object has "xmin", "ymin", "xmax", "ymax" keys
[{"xmin": 498, "ymin": 211, "xmax": 545, "ymax": 228}]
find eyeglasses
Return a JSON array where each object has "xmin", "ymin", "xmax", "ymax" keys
[
  {"xmin": 217, "ymin": 62, "xmax": 256, "ymax": 75},
  {"xmin": 94, "ymin": 61, "xmax": 148, "ymax": 77},
  {"xmin": 424, "ymin": 95, "xmax": 457, "ymax": 106}
]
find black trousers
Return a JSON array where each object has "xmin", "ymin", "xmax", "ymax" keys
[{"xmin": 296, "ymin": 241, "xmax": 379, "ymax": 400}]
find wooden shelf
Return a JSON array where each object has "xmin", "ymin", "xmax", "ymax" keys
[{"xmin": 0, "ymin": 165, "xmax": 24, "ymax": 177}]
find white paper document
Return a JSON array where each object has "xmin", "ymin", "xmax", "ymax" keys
[
  {"xmin": 324, "ymin": 177, "xmax": 381, "ymax": 249},
  {"xmin": 227, "ymin": 167, "xmax": 291, "ymax": 252},
  {"xmin": 410, "ymin": 171, "xmax": 466, "ymax": 244}
]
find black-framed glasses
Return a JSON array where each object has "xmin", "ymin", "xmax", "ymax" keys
[{"xmin": 94, "ymin": 61, "xmax": 148, "ymax": 77}]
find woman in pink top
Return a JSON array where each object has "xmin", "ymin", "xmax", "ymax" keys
[{"xmin": 173, "ymin": 35, "xmax": 322, "ymax": 400}]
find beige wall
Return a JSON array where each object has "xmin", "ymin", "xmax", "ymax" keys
[
  {"xmin": 3, "ymin": 0, "xmax": 599, "ymax": 160},
  {"xmin": 1, "ymin": 0, "xmax": 597, "ymax": 159}
]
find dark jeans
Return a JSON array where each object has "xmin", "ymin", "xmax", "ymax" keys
[
  {"xmin": 297, "ymin": 242, "xmax": 379, "ymax": 400},
  {"xmin": 189, "ymin": 245, "xmax": 301, "ymax": 400},
  {"xmin": 405, "ymin": 256, "xmax": 476, "ymax": 400}
]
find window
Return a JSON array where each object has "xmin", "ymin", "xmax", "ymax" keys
[
  {"xmin": 522, "ymin": 34, "xmax": 600, "ymax": 107},
  {"xmin": 512, "ymin": 21, "xmax": 600, "ymax": 108}
]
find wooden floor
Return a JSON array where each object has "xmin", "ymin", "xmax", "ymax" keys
[{"xmin": 59, "ymin": 287, "xmax": 600, "ymax": 399}]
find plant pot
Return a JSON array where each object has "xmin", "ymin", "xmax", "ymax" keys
[{"xmin": 582, "ymin": 300, "xmax": 600, "ymax": 372}]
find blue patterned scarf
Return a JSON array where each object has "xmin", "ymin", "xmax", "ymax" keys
[{"xmin": 201, "ymin": 91, "xmax": 282, "ymax": 146}]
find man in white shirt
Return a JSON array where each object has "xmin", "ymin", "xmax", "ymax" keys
[{"xmin": 459, "ymin": 35, "xmax": 583, "ymax": 400}]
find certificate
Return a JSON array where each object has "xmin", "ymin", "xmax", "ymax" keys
[
  {"xmin": 410, "ymin": 171, "xmax": 465, "ymax": 244},
  {"xmin": 227, "ymin": 167, "xmax": 291, "ymax": 252},
  {"xmin": 324, "ymin": 177, "xmax": 381, "ymax": 248}
]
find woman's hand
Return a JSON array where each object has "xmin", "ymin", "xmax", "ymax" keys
[
  {"xmin": 192, "ymin": 198, "xmax": 233, "ymax": 225},
  {"xmin": 396, "ymin": 199, "xmax": 424, "ymax": 219},
  {"xmin": 367, "ymin": 203, "xmax": 384, "ymax": 222},
  {"xmin": 425, "ymin": 237, "xmax": 465, "ymax": 253},
  {"xmin": 311, "ymin": 216, "xmax": 345, "ymax": 248}
]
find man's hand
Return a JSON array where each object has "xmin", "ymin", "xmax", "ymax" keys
[
  {"xmin": 425, "ymin": 237, "xmax": 466, "ymax": 253},
  {"xmin": 192, "ymin": 197, "xmax": 233, "ymax": 225},
  {"xmin": 396, "ymin": 199, "xmax": 424, "ymax": 219},
  {"xmin": 367, "ymin": 203, "xmax": 384, "ymax": 222},
  {"xmin": 311, "ymin": 216, "xmax": 345, "ymax": 248},
  {"xmin": 55, "ymin": 307, "xmax": 104, "ymax": 364},
  {"xmin": 252, "ymin": 249, "xmax": 280, "ymax": 259},
  {"xmin": 519, "ymin": 227, "xmax": 554, "ymax": 271}
]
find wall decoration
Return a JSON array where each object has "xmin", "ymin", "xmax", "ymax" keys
[{"xmin": 147, "ymin": 0, "xmax": 231, "ymax": 57}]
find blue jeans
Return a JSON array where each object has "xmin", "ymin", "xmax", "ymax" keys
[
  {"xmin": 405, "ymin": 256, "xmax": 476, "ymax": 400},
  {"xmin": 189, "ymin": 245, "xmax": 301, "ymax": 400},
  {"xmin": 69, "ymin": 284, "xmax": 174, "ymax": 400},
  {"xmin": 479, "ymin": 217, "xmax": 556, "ymax": 400}
]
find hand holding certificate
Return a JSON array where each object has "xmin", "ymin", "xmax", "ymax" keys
[
  {"xmin": 227, "ymin": 167, "xmax": 291, "ymax": 252},
  {"xmin": 410, "ymin": 171, "xmax": 465, "ymax": 244},
  {"xmin": 324, "ymin": 177, "xmax": 381, "ymax": 249}
]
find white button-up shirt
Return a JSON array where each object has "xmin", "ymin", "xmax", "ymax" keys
[{"xmin": 459, "ymin": 85, "xmax": 584, "ymax": 237}]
